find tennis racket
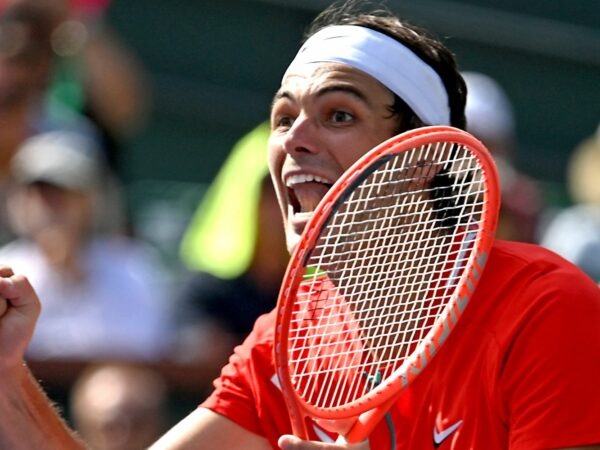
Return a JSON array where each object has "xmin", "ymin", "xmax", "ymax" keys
[{"xmin": 273, "ymin": 125, "xmax": 500, "ymax": 443}]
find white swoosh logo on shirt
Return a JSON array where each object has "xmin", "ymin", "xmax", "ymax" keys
[{"xmin": 433, "ymin": 420, "xmax": 463, "ymax": 447}]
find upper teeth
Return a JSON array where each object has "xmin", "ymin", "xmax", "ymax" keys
[{"xmin": 286, "ymin": 174, "xmax": 330, "ymax": 187}]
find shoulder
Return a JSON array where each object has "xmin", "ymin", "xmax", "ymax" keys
[
  {"xmin": 483, "ymin": 243, "xmax": 600, "ymax": 447},
  {"xmin": 490, "ymin": 239, "xmax": 576, "ymax": 267},
  {"xmin": 477, "ymin": 240, "xmax": 600, "ymax": 337},
  {"xmin": 487, "ymin": 239, "xmax": 598, "ymax": 290}
]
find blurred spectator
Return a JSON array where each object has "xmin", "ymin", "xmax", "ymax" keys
[
  {"xmin": 463, "ymin": 71, "xmax": 544, "ymax": 243},
  {"xmin": 0, "ymin": 0, "xmax": 56, "ymax": 244},
  {"xmin": 174, "ymin": 122, "xmax": 288, "ymax": 364},
  {"xmin": 48, "ymin": 0, "xmax": 150, "ymax": 172},
  {"xmin": 0, "ymin": 1, "xmax": 124, "ymax": 239},
  {"xmin": 3, "ymin": 0, "xmax": 151, "ymax": 173},
  {"xmin": 70, "ymin": 362, "xmax": 168, "ymax": 450},
  {"xmin": 0, "ymin": 128, "xmax": 174, "ymax": 361},
  {"xmin": 0, "ymin": 0, "xmax": 96, "ymax": 145},
  {"xmin": 540, "ymin": 125, "xmax": 600, "ymax": 282}
]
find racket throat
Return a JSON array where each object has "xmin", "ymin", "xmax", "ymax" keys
[{"xmin": 343, "ymin": 395, "xmax": 398, "ymax": 444}]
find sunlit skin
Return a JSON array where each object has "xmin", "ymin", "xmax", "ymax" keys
[{"xmin": 268, "ymin": 63, "xmax": 401, "ymax": 253}]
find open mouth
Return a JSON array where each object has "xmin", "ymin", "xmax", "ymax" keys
[{"xmin": 286, "ymin": 174, "xmax": 333, "ymax": 215}]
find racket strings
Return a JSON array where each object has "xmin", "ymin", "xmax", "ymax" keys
[{"xmin": 289, "ymin": 142, "xmax": 487, "ymax": 410}]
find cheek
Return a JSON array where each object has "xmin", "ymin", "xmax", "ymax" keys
[
  {"xmin": 331, "ymin": 137, "xmax": 379, "ymax": 172},
  {"xmin": 344, "ymin": 148, "xmax": 369, "ymax": 169},
  {"xmin": 267, "ymin": 141, "xmax": 287, "ymax": 213},
  {"xmin": 338, "ymin": 129, "xmax": 397, "ymax": 169},
  {"xmin": 266, "ymin": 147, "xmax": 279, "ymax": 177}
]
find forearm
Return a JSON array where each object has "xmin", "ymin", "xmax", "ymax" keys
[{"xmin": 0, "ymin": 363, "xmax": 87, "ymax": 450}]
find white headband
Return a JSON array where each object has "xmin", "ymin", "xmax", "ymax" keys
[{"xmin": 284, "ymin": 25, "xmax": 451, "ymax": 126}]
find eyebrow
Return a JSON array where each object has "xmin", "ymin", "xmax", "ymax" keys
[{"xmin": 271, "ymin": 83, "xmax": 370, "ymax": 111}]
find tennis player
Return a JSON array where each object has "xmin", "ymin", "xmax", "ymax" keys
[{"xmin": 1, "ymin": 2, "xmax": 599, "ymax": 450}]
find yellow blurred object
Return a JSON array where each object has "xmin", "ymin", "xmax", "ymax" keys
[
  {"xmin": 179, "ymin": 122, "xmax": 271, "ymax": 279},
  {"xmin": 567, "ymin": 126, "xmax": 600, "ymax": 206}
]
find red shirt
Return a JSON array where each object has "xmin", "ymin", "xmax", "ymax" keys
[{"xmin": 201, "ymin": 240, "xmax": 600, "ymax": 449}]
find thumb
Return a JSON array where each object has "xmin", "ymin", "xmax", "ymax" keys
[
  {"xmin": 278, "ymin": 434, "xmax": 369, "ymax": 450},
  {"xmin": 279, "ymin": 435, "xmax": 320, "ymax": 450}
]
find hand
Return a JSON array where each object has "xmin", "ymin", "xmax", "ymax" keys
[
  {"xmin": 0, "ymin": 266, "xmax": 41, "ymax": 373},
  {"xmin": 278, "ymin": 435, "xmax": 369, "ymax": 450}
]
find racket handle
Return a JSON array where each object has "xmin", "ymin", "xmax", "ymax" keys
[
  {"xmin": 286, "ymin": 395, "xmax": 309, "ymax": 439},
  {"xmin": 290, "ymin": 416, "xmax": 309, "ymax": 440},
  {"xmin": 344, "ymin": 395, "xmax": 398, "ymax": 443}
]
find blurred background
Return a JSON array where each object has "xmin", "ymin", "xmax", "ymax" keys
[
  {"xmin": 110, "ymin": 0, "xmax": 599, "ymax": 187},
  {"xmin": 1, "ymin": 0, "xmax": 598, "ymax": 447},
  {"xmin": 105, "ymin": 0, "xmax": 600, "ymax": 260}
]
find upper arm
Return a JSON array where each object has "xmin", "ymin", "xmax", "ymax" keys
[
  {"xmin": 148, "ymin": 407, "xmax": 272, "ymax": 450},
  {"xmin": 500, "ymin": 268, "xmax": 600, "ymax": 448}
]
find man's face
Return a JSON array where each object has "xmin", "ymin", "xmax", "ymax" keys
[{"xmin": 269, "ymin": 62, "xmax": 399, "ymax": 252}]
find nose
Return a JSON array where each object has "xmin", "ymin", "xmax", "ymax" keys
[{"xmin": 283, "ymin": 114, "xmax": 320, "ymax": 155}]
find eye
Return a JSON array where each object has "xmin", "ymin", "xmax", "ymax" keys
[
  {"xmin": 276, "ymin": 115, "xmax": 294, "ymax": 129},
  {"xmin": 330, "ymin": 110, "xmax": 354, "ymax": 124},
  {"xmin": 271, "ymin": 104, "xmax": 296, "ymax": 130}
]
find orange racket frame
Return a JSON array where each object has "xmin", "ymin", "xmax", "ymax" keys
[{"xmin": 274, "ymin": 126, "xmax": 500, "ymax": 443}]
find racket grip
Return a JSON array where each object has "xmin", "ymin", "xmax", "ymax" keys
[
  {"xmin": 284, "ymin": 392, "xmax": 309, "ymax": 439},
  {"xmin": 290, "ymin": 415, "xmax": 309, "ymax": 440},
  {"xmin": 344, "ymin": 395, "xmax": 398, "ymax": 443}
]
